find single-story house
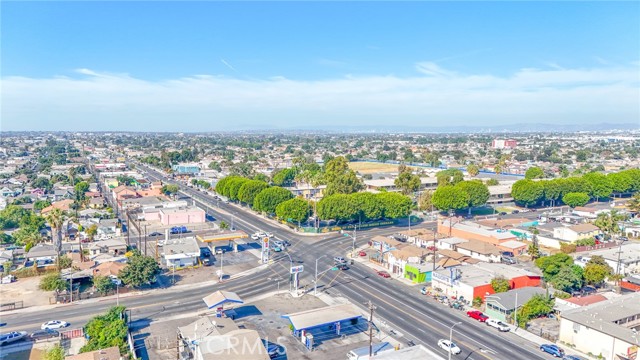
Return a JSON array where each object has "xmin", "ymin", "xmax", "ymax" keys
[{"xmin": 485, "ymin": 287, "xmax": 547, "ymax": 322}]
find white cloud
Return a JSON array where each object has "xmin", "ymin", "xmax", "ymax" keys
[{"xmin": 2, "ymin": 62, "xmax": 639, "ymax": 131}]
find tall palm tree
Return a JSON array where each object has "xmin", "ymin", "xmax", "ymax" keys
[
  {"xmin": 45, "ymin": 209, "xmax": 66, "ymax": 266},
  {"xmin": 594, "ymin": 210, "xmax": 627, "ymax": 238}
]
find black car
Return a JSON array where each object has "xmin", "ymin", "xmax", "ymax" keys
[
  {"xmin": 511, "ymin": 210, "xmax": 520, "ymax": 214},
  {"xmin": 30, "ymin": 329, "xmax": 60, "ymax": 341},
  {"xmin": 149, "ymin": 232, "xmax": 163, "ymax": 237},
  {"xmin": 499, "ymin": 212, "xmax": 507, "ymax": 216},
  {"xmin": 337, "ymin": 264, "xmax": 349, "ymax": 271}
]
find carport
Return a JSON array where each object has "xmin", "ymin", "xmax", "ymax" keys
[
  {"xmin": 197, "ymin": 230, "xmax": 248, "ymax": 253},
  {"xmin": 281, "ymin": 304, "xmax": 364, "ymax": 350},
  {"xmin": 202, "ymin": 290, "xmax": 243, "ymax": 318}
]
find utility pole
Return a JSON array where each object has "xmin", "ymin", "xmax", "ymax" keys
[{"xmin": 367, "ymin": 300, "xmax": 376, "ymax": 357}]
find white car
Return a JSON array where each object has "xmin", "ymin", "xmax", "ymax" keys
[
  {"xmin": 0, "ymin": 331, "xmax": 27, "ymax": 346},
  {"xmin": 265, "ymin": 232, "xmax": 274, "ymax": 238},
  {"xmin": 41, "ymin": 320, "xmax": 69, "ymax": 330},
  {"xmin": 486, "ymin": 318, "xmax": 510, "ymax": 332},
  {"xmin": 251, "ymin": 233, "xmax": 260, "ymax": 240},
  {"xmin": 437, "ymin": 339, "xmax": 461, "ymax": 355}
]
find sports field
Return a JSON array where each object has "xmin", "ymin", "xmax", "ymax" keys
[{"xmin": 348, "ymin": 161, "xmax": 410, "ymax": 174}]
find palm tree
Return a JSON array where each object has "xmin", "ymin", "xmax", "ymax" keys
[
  {"xmin": 595, "ymin": 210, "xmax": 627, "ymax": 238},
  {"xmin": 45, "ymin": 209, "xmax": 66, "ymax": 268}
]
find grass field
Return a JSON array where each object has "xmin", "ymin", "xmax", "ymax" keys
[{"xmin": 349, "ymin": 161, "xmax": 410, "ymax": 174}]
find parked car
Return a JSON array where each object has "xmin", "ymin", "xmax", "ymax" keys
[
  {"xmin": 499, "ymin": 212, "xmax": 507, "ymax": 216},
  {"xmin": 1, "ymin": 275, "xmax": 16, "ymax": 284},
  {"xmin": 149, "ymin": 232, "xmax": 163, "ymax": 237},
  {"xmin": 501, "ymin": 257, "xmax": 517, "ymax": 265},
  {"xmin": 157, "ymin": 240, "xmax": 165, "ymax": 247},
  {"xmin": 540, "ymin": 344, "xmax": 565, "ymax": 357},
  {"xmin": 486, "ymin": 318, "xmax": 510, "ymax": 332},
  {"xmin": 170, "ymin": 226, "xmax": 188, "ymax": 234},
  {"xmin": 420, "ymin": 287, "xmax": 428, "ymax": 295},
  {"xmin": 377, "ymin": 271, "xmax": 391, "ymax": 278},
  {"xmin": 562, "ymin": 356, "xmax": 585, "ymax": 360},
  {"xmin": 29, "ymin": 329, "xmax": 60, "ymax": 341},
  {"xmin": 0, "ymin": 331, "xmax": 27, "ymax": 346},
  {"xmin": 41, "ymin": 320, "xmax": 69, "ymax": 330},
  {"xmin": 437, "ymin": 339, "xmax": 461, "ymax": 355},
  {"xmin": 272, "ymin": 240, "xmax": 284, "ymax": 248},
  {"xmin": 358, "ymin": 251, "xmax": 367, "ymax": 257},
  {"xmin": 466, "ymin": 310, "xmax": 489, "ymax": 322},
  {"xmin": 511, "ymin": 210, "xmax": 520, "ymax": 214}
]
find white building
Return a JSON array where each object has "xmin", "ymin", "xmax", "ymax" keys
[
  {"xmin": 559, "ymin": 293, "xmax": 640, "ymax": 360},
  {"xmin": 163, "ymin": 237, "xmax": 201, "ymax": 268}
]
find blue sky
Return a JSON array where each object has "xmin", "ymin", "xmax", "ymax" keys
[{"xmin": 2, "ymin": 1, "xmax": 639, "ymax": 131}]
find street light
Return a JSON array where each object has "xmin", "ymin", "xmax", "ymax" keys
[
  {"xmin": 315, "ymin": 255, "xmax": 328, "ymax": 296},
  {"xmin": 448, "ymin": 321, "xmax": 462, "ymax": 360}
]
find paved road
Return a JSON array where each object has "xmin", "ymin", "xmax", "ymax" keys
[{"xmin": 2, "ymin": 164, "xmax": 551, "ymax": 360}]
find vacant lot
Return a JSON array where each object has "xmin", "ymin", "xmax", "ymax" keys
[
  {"xmin": 349, "ymin": 161, "xmax": 408, "ymax": 174},
  {"xmin": 1, "ymin": 275, "xmax": 51, "ymax": 308}
]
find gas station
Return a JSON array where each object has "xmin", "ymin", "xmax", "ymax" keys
[{"xmin": 196, "ymin": 230, "xmax": 248, "ymax": 253}]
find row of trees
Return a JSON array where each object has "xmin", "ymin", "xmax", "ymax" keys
[
  {"xmin": 429, "ymin": 180, "xmax": 491, "ymax": 211},
  {"xmin": 317, "ymin": 192, "xmax": 413, "ymax": 222},
  {"xmin": 511, "ymin": 169, "xmax": 640, "ymax": 207}
]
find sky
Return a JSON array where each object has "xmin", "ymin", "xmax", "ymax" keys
[{"xmin": 2, "ymin": 1, "xmax": 639, "ymax": 132}]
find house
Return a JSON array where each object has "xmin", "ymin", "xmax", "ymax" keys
[
  {"xmin": 86, "ymin": 239, "xmax": 127, "ymax": 256},
  {"xmin": 397, "ymin": 228, "xmax": 440, "ymax": 248},
  {"xmin": 89, "ymin": 196, "xmax": 106, "ymax": 209},
  {"xmin": 431, "ymin": 262, "xmax": 541, "ymax": 302},
  {"xmin": 41, "ymin": 199, "xmax": 74, "ymax": 214},
  {"xmin": 25, "ymin": 244, "xmax": 58, "ymax": 262},
  {"xmin": 0, "ymin": 250, "xmax": 14, "ymax": 265},
  {"xmin": 436, "ymin": 237, "xmax": 468, "ymax": 251},
  {"xmin": 92, "ymin": 261, "xmax": 126, "ymax": 278},
  {"xmin": 385, "ymin": 244, "xmax": 427, "ymax": 277},
  {"xmin": 484, "ymin": 287, "xmax": 547, "ymax": 322},
  {"xmin": 553, "ymin": 223, "xmax": 601, "ymax": 242},
  {"xmin": 455, "ymin": 240, "xmax": 502, "ymax": 263},
  {"xmin": 163, "ymin": 237, "xmax": 201, "ymax": 267},
  {"xmin": 53, "ymin": 187, "xmax": 74, "ymax": 200},
  {"xmin": 554, "ymin": 294, "xmax": 609, "ymax": 315},
  {"xmin": 572, "ymin": 242, "xmax": 640, "ymax": 275},
  {"xmin": 559, "ymin": 292, "xmax": 640, "ymax": 360},
  {"xmin": 112, "ymin": 185, "xmax": 137, "ymax": 201}
]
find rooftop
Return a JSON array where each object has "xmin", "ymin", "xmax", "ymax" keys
[
  {"xmin": 562, "ymin": 292, "xmax": 640, "ymax": 344},
  {"xmin": 485, "ymin": 287, "xmax": 546, "ymax": 310},
  {"xmin": 282, "ymin": 303, "xmax": 362, "ymax": 331}
]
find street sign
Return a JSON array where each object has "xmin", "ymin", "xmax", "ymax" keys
[{"xmin": 290, "ymin": 265, "xmax": 304, "ymax": 274}]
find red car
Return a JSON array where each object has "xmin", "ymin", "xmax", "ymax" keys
[
  {"xmin": 467, "ymin": 310, "xmax": 489, "ymax": 322},
  {"xmin": 358, "ymin": 251, "xmax": 367, "ymax": 257},
  {"xmin": 377, "ymin": 271, "xmax": 391, "ymax": 278}
]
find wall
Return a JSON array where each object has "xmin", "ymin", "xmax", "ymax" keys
[
  {"xmin": 160, "ymin": 209, "xmax": 206, "ymax": 226},
  {"xmin": 559, "ymin": 318, "xmax": 634, "ymax": 360},
  {"xmin": 510, "ymin": 276, "xmax": 541, "ymax": 289}
]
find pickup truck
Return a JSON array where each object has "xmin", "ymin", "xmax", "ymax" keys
[{"xmin": 466, "ymin": 310, "xmax": 489, "ymax": 322}]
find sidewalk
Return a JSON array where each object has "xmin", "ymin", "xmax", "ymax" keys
[
  {"xmin": 510, "ymin": 327, "xmax": 594, "ymax": 360},
  {"xmin": 348, "ymin": 246, "xmax": 420, "ymax": 288}
]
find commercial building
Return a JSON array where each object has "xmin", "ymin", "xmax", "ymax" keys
[
  {"xmin": 492, "ymin": 139, "xmax": 517, "ymax": 149},
  {"xmin": 431, "ymin": 262, "xmax": 541, "ymax": 302},
  {"xmin": 163, "ymin": 237, "xmax": 201, "ymax": 268},
  {"xmin": 559, "ymin": 293, "xmax": 640, "ymax": 360}
]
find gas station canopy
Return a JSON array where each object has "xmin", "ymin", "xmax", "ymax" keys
[{"xmin": 202, "ymin": 290, "xmax": 244, "ymax": 309}]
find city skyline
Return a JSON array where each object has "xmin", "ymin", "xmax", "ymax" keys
[{"xmin": 2, "ymin": 1, "xmax": 639, "ymax": 131}]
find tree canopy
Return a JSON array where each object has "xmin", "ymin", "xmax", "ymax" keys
[
  {"xmin": 455, "ymin": 180, "xmax": 490, "ymax": 208},
  {"xmin": 431, "ymin": 185, "xmax": 470, "ymax": 211},
  {"xmin": 272, "ymin": 168, "xmax": 296, "ymax": 187},
  {"xmin": 237, "ymin": 180, "xmax": 269, "ymax": 206},
  {"xmin": 80, "ymin": 306, "xmax": 127, "ymax": 354},
  {"xmin": 511, "ymin": 179, "xmax": 544, "ymax": 207},
  {"xmin": 377, "ymin": 192, "xmax": 413, "ymax": 219},
  {"xmin": 323, "ymin": 157, "xmax": 363, "ymax": 196},
  {"xmin": 119, "ymin": 250, "xmax": 159, "ymax": 287},
  {"xmin": 562, "ymin": 192, "xmax": 590, "ymax": 208},
  {"xmin": 490, "ymin": 276, "xmax": 511, "ymax": 293},
  {"xmin": 253, "ymin": 187, "xmax": 294, "ymax": 214},
  {"xmin": 276, "ymin": 198, "xmax": 311, "ymax": 224},
  {"xmin": 436, "ymin": 169, "xmax": 464, "ymax": 187},
  {"xmin": 394, "ymin": 165, "xmax": 421, "ymax": 195},
  {"xmin": 584, "ymin": 256, "xmax": 613, "ymax": 285},
  {"xmin": 525, "ymin": 167, "xmax": 544, "ymax": 180}
]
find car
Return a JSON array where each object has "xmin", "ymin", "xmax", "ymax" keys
[
  {"xmin": 41, "ymin": 320, "xmax": 69, "ymax": 330},
  {"xmin": 282, "ymin": 240, "xmax": 291, "ymax": 247},
  {"xmin": 200, "ymin": 247, "xmax": 212, "ymax": 257},
  {"xmin": 0, "ymin": 331, "xmax": 27, "ymax": 346},
  {"xmin": 562, "ymin": 356, "xmax": 585, "ymax": 360},
  {"xmin": 201, "ymin": 257, "xmax": 212, "ymax": 266},
  {"xmin": 540, "ymin": 344, "xmax": 565, "ymax": 357},
  {"xmin": 251, "ymin": 233, "xmax": 260, "ymax": 240},
  {"xmin": 501, "ymin": 257, "xmax": 517, "ymax": 265},
  {"xmin": 149, "ymin": 232, "xmax": 163, "ymax": 237},
  {"xmin": 170, "ymin": 226, "xmax": 188, "ymax": 234},
  {"xmin": 511, "ymin": 210, "xmax": 520, "ymax": 214},
  {"xmin": 271, "ymin": 245, "xmax": 282, "ymax": 252},
  {"xmin": 337, "ymin": 264, "xmax": 349, "ymax": 271},
  {"xmin": 501, "ymin": 251, "xmax": 515, "ymax": 258},
  {"xmin": 29, "ymin": 329, "xmax": 60, "ymax": 341},
  {"xmin": 358, "ymin": 251, "xmax": 367, "ymax": 257},
  {"xmin": 334, "ymin": 256, "xmax": 346, "ymax": 264},
  {"xmin": 264, "ymin": 342, "xmax": 280, "ymax": 359},
  {"xmin": 272, "ymin": 240, "xmax": 284, "ymax": 248},
  {"xmin": 377, "ymin": 271, "xmax": 391, "ymax": 278},
  {"xmin": 265, "ymin": 232, "xmax": 274, "ymax": 238},
  {"xmin": 215, "ymin": 247, "xmax": 225, "ymax": 254},
  {"xmin": 486, "ymin": 318, "xmax": 510, "ymax": 332},
  {"xmin": 437, "ymin": 339, "xmax": 461, "ymax": 355},
  {"xmin": 157, "ymin": 240, "xmax": 165, "ymax": 247},
  {"xmin": 499, "ymin": 212, "xmax": 507, "ymax": 216},
  {"xmin": 466, "ymin": 310, "xmax": 489, "ymax": 322},
  {"xmin": 420, "ymin": 287, "xmax": 428, "ymax": 295}
]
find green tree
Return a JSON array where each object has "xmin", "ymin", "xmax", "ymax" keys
[
  {"xmin": 525, "ymin": 167, "xmax": 544, "ymax": 180},
  {"xmin": 161, "ymin": 184, "xmax": 179, "ymax": 196},
  {"xmin": 272, "ymin": 168, "xmax": 296, "ymax": 187},
  {"xmin": 237, "ymin": 180, "xmax": 269, "ymax": 206},
  {"xmin": 527, "ymin": 243, "xmax": 540, "ymax": 261},
  {"xmin": 119, "ymin": 250, "xmax": 160, "ymax": 287},
  {"xmin": 628, "ymin": 192, "xmax": 640, "ymax": 214},
  {"xmin": 535, "ymin": 253, "xmax": 574, "ymax": 281},
  {"xmin": 74, "ymin": 181, "xmax": 90, "ymax": 200},
  {"xmin": 207, "ymin": 161, "xmax": 222, "ymax": 171},
  {"xmin": 394, "ymin": 165, "xmax": 421, "ymax": 195},
  {"xmin": 436, "ymin": 169, "xmax": 464, "ymax": 187},
  {"xmin": 86, "ymin": 224, "xmax": 98, "ymax": 241},
  {"xmin": 551, "ymin": 265, "xmax": 584, "ymax": 293},
  {"xmin": 351, "ymin": 192, "xmax": 383, "ymax": 221},
  {"xmin": 227, "ymin": 177, "xmax": 250, "ymax": 201},
  {"xmin": 562, "ymin": 192, "xmax": 590, "ymax": 208},
  {"xmin": 490, "ymin": 276, "xmax": 511, "ymax": 293},
  {"xmin": 486, "ymin": 178, "xmax": 499, "ymax": 186},
  {"xmin": 44, "ymin": 345, "xmax": 65, "ymax": 360},
  {"xmin": 39, "ymin": 272, "xmax": 67, "ymax": 291},
  {"xmin": 466, "ymin": 164, "xmax": 479, "ymax": 177},
  {"xmin": 584, "ymin": 256, "xmax": 613, "ymax": 286},
  {"xmin": 45, "ymin": 208, "xmax": 66, "ymax": 263},
  {"xmin": 418, "ymin": 190, "xmax": 433, "ymax": 211},
  {"xmin": 253, "ymin": 187, "xmax": 294, "ymax": 214},
  {"xmin": 594, "ymin": 210, "xmax": 627, "ymax": 237},
  {"xmin": 276, "ymin": 198, "xmax": 311, "ymax": 224},
  {"xmin": 431, "ymin": 186, "xmax": 470, "ymax": 211},
  {"xmin": 219, "ymin": 221, "xmax": 229, "ymax": 230},
  {"xmin": 323, "ymin": 157, "xmax": 363, "ymax": 196},
  {"xmin": 511, "ymin": 179, "xmax": 543, "ymax": 207},
  {"xmin": 317, "ymin": 194, "xmax": 358, "ymax": 221},
  {"xmin": 34, "ymin": 200, "xmax": 52, "ymax": 211},
  {"xmin": 58, "ymin": 255, "xmax": 72, "ymax": 269},
  {"xmin": 377, "ymin": 192, "xmax": 413, "ymax": 219},
  {"xmin": 607, "ymin": 171, "xmax": 633, "ymax": 195},
  {"xmin": 583, "ymin": 172, "xmax": 613, "ymax": 201},
  {"xmin": 455, "ymin": 180, "xmax": 490, "ymax": 209},
  {"xmin": 516, "ymin": 294, "xmax": 554, "ymax": 328},
  {"xmin": 80, "ymin": 306, "xmax": 127, "ymax": 354},
  {"xmin": 93, "ymin": 275, "xmax": 116, "ymax": 294}
]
